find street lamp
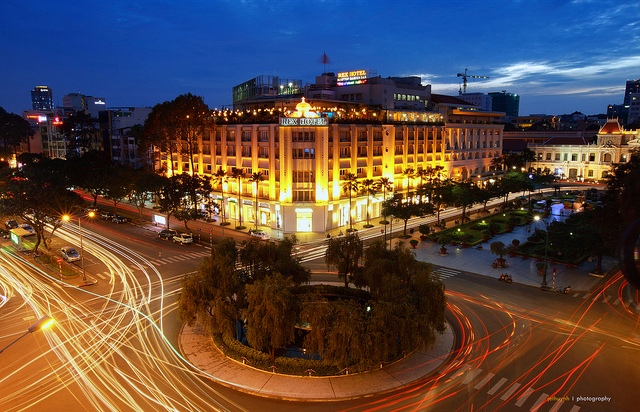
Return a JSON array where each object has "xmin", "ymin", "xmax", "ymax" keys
[
  {"xmin": 534, "ymin": 215, "xmax": 550, "ymax": 289},
  {"xmin": 62, "ymin": 211, "xmax": 95, "ymax": 282},
  {"xmin": 0, "ymin": 315, "xmax": 54, "ymax": 355}
]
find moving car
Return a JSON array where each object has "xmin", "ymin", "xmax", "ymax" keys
[
  {"xmin": 60, "ymin": 246, "xmax": 81, "ymax": 262},
  {"xmin": 5, "ymin": 220, "xmax": 18, "ymax": 229},
  {"xmin": 158, "ymin": 229, "xmax": 178, "ymax": 240},
  {"xmin": 20, "ymin": 224, "xmax": 36, "ymax": 236},
  {"xmin": 101, "ymin": 211, "xmax": 116, "ymax": 220},
  {"xmin": 173, "ymin": 232, "xmax": 193, "ymax": 245},
  {"xmin": 112, "ymin": 215, "xmax": 128, "ymax": 224},
  {"xmin": 249, "ymin": 229, "xmax": 269, "ymax": 240}
]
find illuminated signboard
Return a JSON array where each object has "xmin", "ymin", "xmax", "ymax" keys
[
  {"xmin": 52, "ymin": 117, "xmax": 63, "ymax": 126},
  {"xmin": 280, "ymin": 117, "xmax": 328, "ymax": 127},
  {"xmin": 336, "ymin": 69, "xmax": 369, "ymax": 86}
]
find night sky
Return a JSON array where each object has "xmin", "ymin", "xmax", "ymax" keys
[{"xmin": 1, "ymin": 0, "xmax": 639, "ymax": 116}]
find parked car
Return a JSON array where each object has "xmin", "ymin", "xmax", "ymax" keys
[
  {"xmin": 20, "ymin": 224, "xmax": 36, "ymax": 236},
  {"xmin": 1, "ymin": 229, "xmax": 9, "ymax": 239},
  {"xmin": 60, "ymin": 246, "xmax": 81, "ymax": 262},
  {"xmin": 112, "ymin": 216, "xmax": 128, "ymax": 224},
  {"xmin": 5, "ymin": 220, "xmax": 18, "ymax": 229},
  {"xmin": 158, "ymin": 229, "xmax": 178, "ymax": 240},
  {"xmin": 249, "ymin": 229, "xmax": 270, "ymax": 240},
  {"xmin": 173, "ymin": 232, "xmax": 193, "ymax": 245},
  {"xmin": 101, "ymin": 211, "xmax": 116, "ymax": 220}
]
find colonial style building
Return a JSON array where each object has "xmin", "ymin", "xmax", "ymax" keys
[
  {"xmin": 529, "ymin": 119, "xmax": 640, "ymax": 182},
  {"xmin": 158, "ymin": 95, "xmax": 505, "ymax": 234}
]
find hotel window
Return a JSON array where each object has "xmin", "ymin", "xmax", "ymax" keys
[
  {"xmin": 340, "ymin": 147, "xmax": 351, "ymax": 158},
  {"xmin": 589, "ymin": 153, "xmax": 595, "ymax": 161},
  {"xmin": 293, "ymin": 190, "xmax": 315, "ymax": 201},
  {"xmin": 546, "ymin": 153, "xmax": 552, "ymax": 160},
  {"xmin": 241, "ymin": 131, "xmax": 251, "ymax": 142},
  {"xmin": 555, "ymin": 153, "xmax": 560, "ymax": 161},
  {"xmin": 357, "ymin": 147, "xmax": 368, "ymax": 157},
  {"xmin": 293, "ymin": 148, "xmax": 315, "ymax": 159},
  {"xmin": 258, "ymin": 147, "xmax": 269, "ymax": 158},
  {"xmin": 241, "ymin": 146, "xmax": 251, "ymax": 157},
  {"xmin": 372, "ymin": 146, "xmax": 382, "ymax": 156},
  {"xmin": 373, "ymin": 131, "xmax": 382, "ymax": 141},
  {"xmin": 259, "ymin": 131, "xmax": 268, "ymax": 142},
  {"xmin": 563, "ymin": 153, "xmax": 568, "ymax": 161},
  {"xmin": 227, "ymin": 146, "xmax": 235, "ymax": 156},
  {"xmin": 226, "ymin": 130, "xmax": 235, "ymax": 141},
  {"xmin": 571, "ymin": 154, "xmax": 577, "ymax": 161},
  {"xmin": 293, "ymin": 171, "xmax": 313, "ymax": 182}
]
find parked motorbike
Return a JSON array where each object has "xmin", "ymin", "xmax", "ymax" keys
[{"xmin": 499, "ymin": 274, "xmax": 513, "ymax": 283}]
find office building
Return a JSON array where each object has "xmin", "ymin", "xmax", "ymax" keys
[
  {"xmin": 31, "ymin": 86, "xmax": 54, "ymax": 111},
  {"xmin": 489, "ymin": 91, "xmax": 520, "ymax": 117},
  {"xmin": 62, "ymin": 93, "xmax": 107, "ymax": 119}
]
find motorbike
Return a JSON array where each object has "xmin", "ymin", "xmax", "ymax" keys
[{"xmin": 499, "ymin": 274, "xmax": 513, "ymax": 283}]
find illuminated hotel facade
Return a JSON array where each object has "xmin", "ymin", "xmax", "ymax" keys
[{"xmin": 158, "ymin": 71, "xmax": 506, "ymax": 234}]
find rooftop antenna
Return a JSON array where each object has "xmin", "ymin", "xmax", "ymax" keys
[{"xmin": 320, "ymin": 52, "xmax": 331, "ymax": 74}]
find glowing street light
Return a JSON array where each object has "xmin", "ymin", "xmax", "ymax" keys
[
  {"xmin": 0, "ymin": 315, "xmax": 54, "ymax": 355},
  {"xmin": 62, "ymin": 211, "xmax": 95, "ymax": 282}
]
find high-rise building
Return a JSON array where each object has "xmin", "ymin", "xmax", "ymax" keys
[
  {"xmin": 62, "ymin": 92, "xmax": 106, "ymax": 118},
  {"xmin": 623, "ymin": 79, "xmax": 640, "ymax": 106},
  {"xmin": 489, "ymin": 91, "xmax": 520, "ymax": 117},
  {"xmin": 31, "ymin": 86, "xmax": 53, "ymax": 111},
  {"xmin": 459, "ymin": 93, "xmax": 492, "ymax": 111}
]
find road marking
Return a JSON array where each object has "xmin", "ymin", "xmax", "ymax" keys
[
  {"xmin": 572, "ymin": 293, "xmax": 579, "ymax": 298},
  {"xmin": 500, "ymin": 382, "xmax": 521, "ymax": 400},
  {"xmin": 432, "ymin": 267, "xmax": 461, "ymax": 279},
  {"xmin": 529, "ymin": 392, "xmax": 548, "ymax": 411},
  {"xmin": 569, "ymin": 405, "xmax": 581, "ymax": 412},
  {"xmin": 474, "ymin": 372, "xmax": 495, "ymax": 390},
  {"xmin": 462, "ymin": 368, "xmax": 483, "ymax": 385},
  {"xmin": 95, "ymin": 272, "xmax": 108, "ymax": 280},
  {"xmin": 487, "ymin": 377, "xmax": 508, "ymax": 395},
  {"xmin": 613, "ymin": 298, "xmax": 620, "ymax": 305},
  {"xmin": 624, "ymin": 299, "xmax": 632, "ymax": 308},
  {"xmin": 515, "ymin": 387, "xmax": 534, "ymax": 407},
  {"xmin": 549, "ymin": 400, "xmax": 564, "ymax": 412},
  {"xmin": 602, "ymin": 295, "xmax": 611, "ymax": 303},
  {"xmin": 582, "ymin": 293, "xmax": 590, "ymax": 300}
]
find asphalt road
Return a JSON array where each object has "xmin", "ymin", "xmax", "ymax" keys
[{"xmin": 2, "ymin": 191, "xmax": 637, "ymax": 411}]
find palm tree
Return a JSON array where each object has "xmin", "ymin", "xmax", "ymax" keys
[
  {"xmin": 402, "ymin": 167, "xmax": 415, "ymax": 202},
  {"xmin": 376, "ymin": 177, "xmax": 393, "ymax": 223},
  {"xmin": 491, "ymin": 156, "xmax": 504, "ymax": 171},
  {"xmin": 231, "ymin": 167, "xmax": 246, "ymax": 228},
  {"xmin": 249, "ymin": 171, "xmax": 265, "ymax": 229},
  {"xmin": 212, "ymin": 168, "xmax": 228, "ymax": 225},
  {"xmin": 360, "ymin": 178, "xmax": 376, "ymax": 227},
  {"xmin": 415, "ymin": 168, "xmax": 429, "ymax": 203},
  {"xmin": 341, "ymin": 173, "xmax": 359, "ymax": 232}
]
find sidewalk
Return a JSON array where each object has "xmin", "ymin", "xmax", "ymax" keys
[
  {"xmin": 406, "ymin": 219, "xmax": 615, "ymax": 292},
  {"xmin": 180, "ymin": 320, "xmax": 454, "ymax": 401}
]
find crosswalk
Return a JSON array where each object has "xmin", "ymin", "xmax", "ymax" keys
[
  {"xmin": 432, "ymin": 267, "xmax": 461, "ymax": 280},
  {"xmin": 456, "ymin": 364, "xmax": 582, "ymax": 411},
  {"xmin": 147, "ymin": 250, "xmax": 210, "ymax": 267},
  {"xmin": 575, "ymin": 292, "xmax": 640, "ymax": 310}
]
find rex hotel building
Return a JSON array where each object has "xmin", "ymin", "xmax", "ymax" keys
[{"xmin": 156, "ymin": 71, "xmax": 505, "ymax": 234}]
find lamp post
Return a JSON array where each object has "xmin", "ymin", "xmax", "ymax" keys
[
  {"xmin": 534, "ymin": 215, "xmax": 550, "ymax": 289},
  {"xmin": 63, "ymin": 211, "xmax": 95, "ymax": 282},
  {"xmin": 0, "ymin": 315, "xmax": 54, "ymax": 355}
]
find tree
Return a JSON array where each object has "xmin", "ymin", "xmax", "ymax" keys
[
  {"xmin": 141, "ymin": 101, "xmax": 175, "ymax": 173},
  {"xmin": 171, "ymin": 173, "xmax": 212, "ymax": 232},
  {"xmin": 490, "ymin": 241, "xmax": 508, "ymax": 264},
  {"xmin": 178, "ymin": 238, "xmax": 244, "ymax": 337},
  {"xmin": 212, "ymin": 168, "xmax": 229, "ymax": 225},
  {"xmin": 0, "ymin": 156, "xmax": 83, "ymax": 252},
  {"xmin": 243, "ymin": 273, "xmax": 297, "ymax": 363},
  {"xmin": 402, "ymin": 167, "xmax": 415, "ymax": 201},
  {"xmin": 0, "ymin": 109, "xmax": 34, "ymax": 154},
  {"xmin": 127, "ymin": 168, "xmax": 166, "ymax": 221},
  {"xmin": 451, "ymin": 181, "xmax": 480, "ymax": 224},
  {"xmin": 249, "ymin": 171, "xmax": 265, "ymax": 229},
  {"xmin": 230, "ymin": 168, "xmax": 246, "ymax": 228},
  {"xmin": 360, "ymin": 178, "xmax": 376, "ymax": 227},
  {"xmin": 103, "ymin": 165, "xmax": 134, "ymax": 214},
  {"xmin": 61, "ymin": 110, "xmax": 99, "ymax": 155},
  {"xmin": 239, "ymin": 235, "xmax": 310, "ymax": 284},
  {"xmin": 382, "ymin": 196, "xmax": 423, "ymax": 237},
  {"xmin": 341, "ymin": 172, "xmax": 359, "ymax": 231},
  {"xmin": 67, "ymin": 150, "xmax": 114, "ymax": 208},
  {"xmin": 376, "ymin": 177, "xmax": 393, "ymax": 223},
  {"xmin": 325, "ymin": 233, "xmax": 364, "ymax": 288},
  {"xmin": 166, "ymin": 93, "xmax": 210, "ymax": 175}
]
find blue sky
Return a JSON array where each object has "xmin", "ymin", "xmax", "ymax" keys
[{"xmin": 1, "ymin": 0, "xmax": 639, "ymax": 116}]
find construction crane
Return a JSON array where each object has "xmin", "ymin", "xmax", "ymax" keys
[{"xmin": 457, "ymin": 68, "xmax": 489, "ymax": 95}]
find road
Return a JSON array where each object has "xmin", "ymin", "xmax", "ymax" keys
[{"xmin": 2, "ymin": 183, "xmax": 637, "ymax": 411}]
